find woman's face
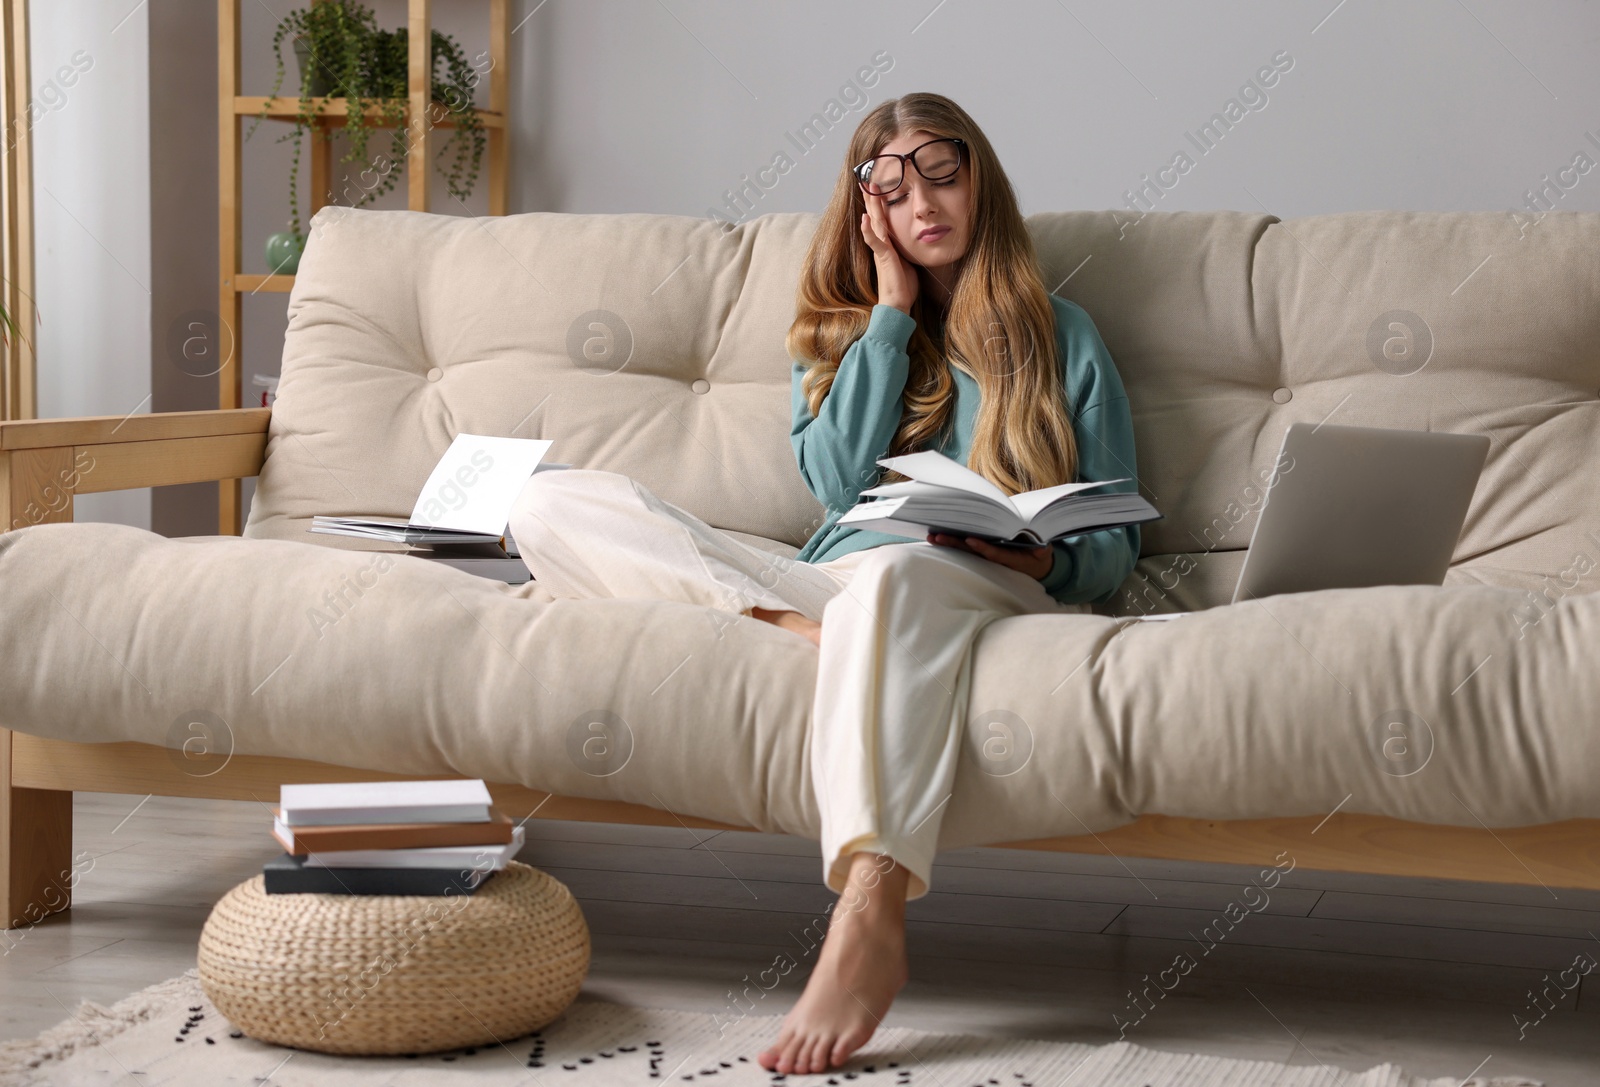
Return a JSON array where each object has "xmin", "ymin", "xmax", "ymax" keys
[{"xmin": 867, "ymin": 129, "xmax": 972, "ymax": 274}]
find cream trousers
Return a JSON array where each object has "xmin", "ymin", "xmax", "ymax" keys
[{"xmin": 506, "ymin": 468, "xmax": 1073, "ymax": 900}]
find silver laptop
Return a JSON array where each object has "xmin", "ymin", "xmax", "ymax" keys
[{"xmin": 1139, "ymin": 422, "xmax": 1490, "ymax": 618}]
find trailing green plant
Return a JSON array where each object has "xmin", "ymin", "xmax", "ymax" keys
[
  {"xmin": 0, "ymin": 283, "xmax": 33, "ymax": 353},
  {"xmin": 425, "ymin": 32, "xmax": 489, "ymax": 205},
  {"xmin": 247, "ymin": 0, "xmax": 488, "ymax": 246}
]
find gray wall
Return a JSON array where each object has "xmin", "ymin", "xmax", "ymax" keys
[
  {"xmin": 28, "ymin": 1, "xmax": 1600, "ymax": 534},
  {"xmin": 509, "ymin": 0, "xmax": 1600, "ymax": 219}
]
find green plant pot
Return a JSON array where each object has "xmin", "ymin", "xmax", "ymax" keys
[
  {"xmin": 265, "ymin": 231, "xmax": 304, "ymax": 275},
  {"xmin": 292, "ymin": 36, "xmax": 335, "ymax": 97}
]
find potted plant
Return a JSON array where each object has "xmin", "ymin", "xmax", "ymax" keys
[{"xmin": 249, "ymin": 0, "xmax": 488, "ymax": 272}]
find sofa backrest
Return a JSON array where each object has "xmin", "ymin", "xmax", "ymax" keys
[{"xmin": 245, "ymin": 205, "xmax": 1600, "ymax": 608}]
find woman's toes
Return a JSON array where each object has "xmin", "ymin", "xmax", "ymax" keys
[
  {"xmin": 785, "ymin": 1034, "xmax": 809, "ymax": 1074},
  {"xmin": 807, "ymin": 1034, "xmax": 835, "ymax": 1073},
  {"xmin": 769, "ymin": 1026, "xmax": 801, "ymax": 1072},
  {"xmin": 779, "ymin": 1034, "xmax": 805, "ymax": 1075},
  {"xmin": 834, "ymin": 1024, "xmax": 871, "ymax": 1067}
]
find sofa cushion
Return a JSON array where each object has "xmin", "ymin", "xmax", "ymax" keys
[
  {"xmin": 5, "ymin": 522, "xmax": 1594, "ymax": 847},
  {"xmin": 245, "ymin": 207, "xmax": 1600, "ymax": 612},
  {"xmin": 244, "ymin": 210, "xmax": 836, "ymax": 558},
  {"xmin": 1026, "ymin": 209, "xmax": 1600, "ymax": 611}
]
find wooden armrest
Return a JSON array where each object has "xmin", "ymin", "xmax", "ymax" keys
[
  {"xmin": 0, "ymin": 407, "xmax": 270, "ymax": 450},
  {"xmin": 1, "ymin": 409, "xmax": 270, "ymax": 533}
]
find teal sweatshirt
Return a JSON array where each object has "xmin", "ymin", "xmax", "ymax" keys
[{"xmin": 789, "ymin": 294, "xmax": 1140, "ymax": 608}]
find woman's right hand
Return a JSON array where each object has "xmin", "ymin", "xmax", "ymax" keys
[{"xmin": 860, "ymin": 190, "xmax": 918, "ymax": 316}]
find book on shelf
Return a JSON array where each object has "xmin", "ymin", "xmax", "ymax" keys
[
  {"xmin": 263, "ymin": 854, "xmax": 495, "ymax": 896},
  {"xmin": 309, "ymin": 432, "xmax": 571, "ymax": 550},
  {"xmin": 271, "ymin": 807, "xmax": 516, "ymax": 855},
  {"xmin": 277, "ymin": 779, "xmax": 494, "ymax": 827},
  {"xmin": 251, "ymin": 373, "xmax": 279, "ymax": 408},
  {"xmin": 837, "ymin": 450, "xmax": 1163, "ymax": 549}
]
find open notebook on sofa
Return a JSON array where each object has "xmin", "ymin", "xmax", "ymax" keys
[{"xmin": 310, "ymin": 433, "xmax": 570, "ymax": 582}]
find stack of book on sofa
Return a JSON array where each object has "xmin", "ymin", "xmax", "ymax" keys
[{"xmin": 265, "ymin": 779, "xmax": 523, "ymax": 896}]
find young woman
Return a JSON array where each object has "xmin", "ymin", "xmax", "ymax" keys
[{"xmin": 507, "ymin": 92, "xmax": 1138, "ymax": 1076}]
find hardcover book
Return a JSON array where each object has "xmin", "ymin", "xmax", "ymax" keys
[
  {"xmin": 271, "ymin": 808, "xmax": 516, "ymax": 855},
  {"xmin": 278, "ymin": 779, "xmax": 494, "ymax": 827},
  {"xmin": 263, "ymin": 854, "xmax": 495, "ymax": 896},
  {"xmin": 838, "ymin": 450, "xmax": 1162, "ymax": 548},
  {"xmin": 309, "ymin": 432, "xmax": 569, "ymax": 547}
]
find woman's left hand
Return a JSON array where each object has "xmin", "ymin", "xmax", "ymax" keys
[{"xmin": 928, "ymin": 533, "xmax": 1054, "ymax": 580}]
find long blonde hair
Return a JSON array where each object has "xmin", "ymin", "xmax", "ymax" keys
[{"xmin": 787, "ymin": 92, "xmax": 1078, "ymax": 494}]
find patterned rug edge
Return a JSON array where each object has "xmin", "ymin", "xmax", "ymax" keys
[
  {"xmin": 0, "ymin": 970, "xmax": 1545, "ymax": 1087},
  {"xmin": 0, "ymin": 972, "xmax": 199, "ymax": 1087}
]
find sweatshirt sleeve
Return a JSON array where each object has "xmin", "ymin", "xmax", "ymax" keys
[
  {"xmin": 790, "ymin": 304, "xmax": 916, "ymax": 512},
  {"xmin": 1037, "ymin": 303, "xmax": 1141, "ymax": 608}
]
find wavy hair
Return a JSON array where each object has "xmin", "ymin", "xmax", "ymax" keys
[{"xmin": 786, "ymin": 92, "xmax": 1078, "ymax": 494}]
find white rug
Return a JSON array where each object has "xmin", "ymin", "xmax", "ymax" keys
[{"xmin": 0, "ymin": 971, "xmax": 1540, "ymax": 1087}]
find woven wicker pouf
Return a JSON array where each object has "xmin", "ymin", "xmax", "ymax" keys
[{"xmin": 197, "ymin": 861, "xmax": 589, "ymax": 1055}]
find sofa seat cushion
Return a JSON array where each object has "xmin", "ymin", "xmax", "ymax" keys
[
  {"xmin": 1098, "ymin": 550, "xmax": 1569, "ymax": 618},
  {"xmin": 4, "ymin": 522, "xmax": 1595, "ymax": 848}
]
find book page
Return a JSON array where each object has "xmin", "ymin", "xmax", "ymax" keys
[
  {"xmin": 858, "ymin": 480, "xmax": 953, "ymax": 499},
  {"xmin": 878, "ymin": 451, "xmax": 1014, "ymax": 508},
  {"xmin": 1010, "ymin": 478, "xmax": 1131, "ymax": 522},
  {"xmin": 409, "ymin": 434, "xmax": 554, "ymax": 534}
]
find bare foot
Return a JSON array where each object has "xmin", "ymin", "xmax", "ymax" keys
[
  {"xmin": 749, "ymin": 606, "xmax": 822, "ymax": 648},
  {"xmin": 757, "ymin": 853, "xmax": 910, "ymax": 1074}
]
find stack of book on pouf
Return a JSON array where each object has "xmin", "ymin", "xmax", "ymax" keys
[{"xmin": 265, "ymin": 779, "xmax": 524, "ymax": 895}]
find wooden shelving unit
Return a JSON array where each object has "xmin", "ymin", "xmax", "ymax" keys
[
  {"xmin": 1, "ymin": 0, "xmax": 37, "ymax": 424},
  {"xmin": 216, "ymin": 0, "xmax": 509, "ymax": 534}
]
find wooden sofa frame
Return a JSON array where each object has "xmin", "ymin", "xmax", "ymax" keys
[{"xmin": 4, "ymin": 408, "xmax": 1598, "ymax": 929}]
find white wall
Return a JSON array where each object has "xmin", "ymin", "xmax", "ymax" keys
[{"xmin": 30, "ymin": 2, "xmax": 151, "ymax": 529}]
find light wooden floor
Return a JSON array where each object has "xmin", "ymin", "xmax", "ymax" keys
[{"xmin": 2, "ymin": 794, "xmax": 1597, "ymax": 1084}]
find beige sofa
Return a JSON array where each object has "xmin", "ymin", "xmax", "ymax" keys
[{"xmin": 4, "ymin": 205, "xmax": 1599, "ymax": 930}]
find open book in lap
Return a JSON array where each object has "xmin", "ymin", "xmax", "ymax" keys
[{"xmin": 837, "ymin": 449, "xmax": 1162, "ymax": 550}]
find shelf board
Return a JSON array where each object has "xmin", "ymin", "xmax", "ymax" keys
[
  {"xmin": 232, "ymin": 274, "xmax": 295, "ymax": 293},
  {"xmin": 235, "ymin": 95, "xmax": 504, "ymax": 129}
]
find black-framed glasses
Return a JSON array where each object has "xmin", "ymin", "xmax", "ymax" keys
[{"xmin": 853, "ymin": 137, "xmax": 965, "ymax": 197}]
